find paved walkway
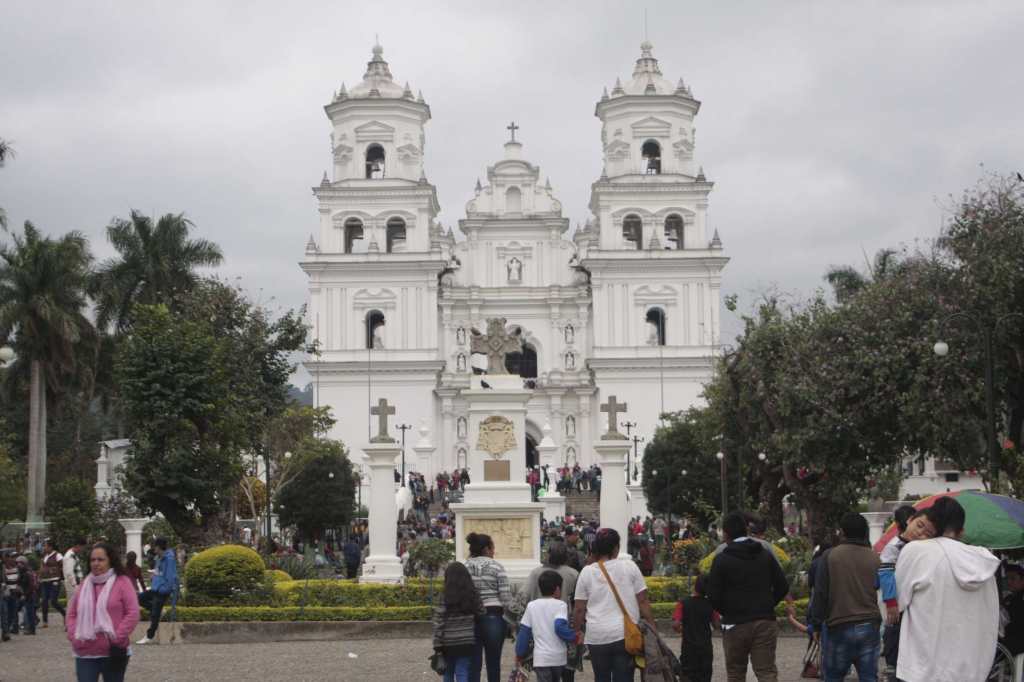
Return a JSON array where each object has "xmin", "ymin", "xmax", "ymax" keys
[{"xmin": 2, "ymin": 624, "xmax": 818, "ymax": 681}]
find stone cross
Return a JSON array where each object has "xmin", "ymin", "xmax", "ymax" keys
[
  {"xmin": 600, "ymin": 395, "xmax": 628, "ymax": 440},
  {"xmin": 370, "ymin": 398, "xmax": 396, "ymax": 443},
  {"xmin": 507, "ymin": 121, "xmax": 519, "ymax": 143},
  {"xmin": 470, "ymin": 318, "xmax": 523, "ymax": 374}
]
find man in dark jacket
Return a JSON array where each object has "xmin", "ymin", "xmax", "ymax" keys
[
  {"xmin": 707, "ymin": 511, "xmax": 789, "ymax": 682},
  {"xmin": 342, "ymin": 538, "xmax": 362, "ymax": 579},
  {"xmin": 809, "ymin": 512, "xmax": 881, "ymax": 681}
]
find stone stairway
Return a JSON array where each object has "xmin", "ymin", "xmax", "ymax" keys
[{"xmin": 564, "ymin": 490, "xmax": 600, "ymax": 523}]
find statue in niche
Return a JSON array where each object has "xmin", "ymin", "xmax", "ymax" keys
[
  {"xmin": 507, "ymin": 257, "xmax": 523, "ymax": 283},
  {"xmin": 457, "ymin": 448, "xmax": 467, "ymax": 467},
  {"xmin": 457, "ymin": 417, "xmax": 467, "ymax": 440},
  {"xmin": 565, "ymin": 352, "xmax": 575, "ymax": 370},
  {"xmin": 565, "ymin": 415, "xmax": 576, "ymax": 438},
  {"xmin": 456, "ymin": 353, "xmax": 467, "ymax": 372},
  {"xmin": 566, "ymin": 447, "xmax": 577, "ymax": 464},
  {"xmin": 456, "ymin": 327, "xmax": 466, "ymax": 346},
  {"xmin": 564, "ymin": 325, "xmax": 574, "ymax": 344},
  {"xmin": 646, "ymin": 321, "xmax": 660, "ymax": 346},
  {"xmin": 372, "ymin": 323, "xmax": 385, "ymax": 349}
]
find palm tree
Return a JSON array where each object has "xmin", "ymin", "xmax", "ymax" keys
[
  {"xmin": 0, "ymin": 138, "xmax": 14, "ymax": 231},
  {"xmin": 0, "ymin": 222, "xmax": 94, "ymax": 522},
  {"xmin": 825, "ymin": 248, "xmax": 900, "ymax": 304},
  {"xmin": 91, "ymin": 210, "xmax": 223, "ymax": 332}
]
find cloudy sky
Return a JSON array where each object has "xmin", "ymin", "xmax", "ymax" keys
[{"xmin": 3, "ymin": 1, "xmax": 1023, "ymax": 352}]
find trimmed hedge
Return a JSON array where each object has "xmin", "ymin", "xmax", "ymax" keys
[
  {"xmin": 265, "ymin": 569, "xmax": 292, "ymax": 583},
  {"xmin": 273, "ymin": 580, "xmax": 434, "ymax": 607},
  {"xmin": 185, "ymin": 545, "xmax": 266, "ymax": 598},
  {"xmin": 161, "ymin": 605, "xmax": 433, "ymax": 622}
]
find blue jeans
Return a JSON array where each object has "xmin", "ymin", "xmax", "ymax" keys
[
  {"xmin": 41, "ymin": 582, "xmax": 65, "ymax": 623},
  {"xmin": 74, "ymin": 656, "xmax": 129, "ymax": 682},
  {"xmin": 470, "ymin": 612, "xmax": 506, "ymax": 682},
  {"xmin": 444, "ymin": 655, "xmax": 472, "ymax": 682},
  {"xmin": 588, "ymin": 639, "xmax": 636, "ymax": 682},
  {"xmin": 21, "ymin": 594, "xmax": 37, "ymax": 632},
  {"xmin": 823, "ymin": 621, "xmax": 879, "ymax": 682},
  {"xmin": 2, "ymin": 594, "xmax": 18, "ymax": 634}
]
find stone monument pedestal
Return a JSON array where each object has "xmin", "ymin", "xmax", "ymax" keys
[
  {"xmin": 596, "ymin": 439, "xmax": 632, "ymax": 560},
  {"xmin": 861, "ymin": 511, "xmax": 891, "ymax": 547},
  {"xmin": 626, "ymin": 483, "xmax": 649, "ymax": 521},
  {"xmin": 537, "ymin": 423, "xmax": 567, "ymax": 521},
  {"xmin": 119, "ymin": 518, "xmax": 149, "ymax": 563},
  {"xmin": 451, "ymin": 373, "xmax": 543, "ymax": 582},
  {"xmin": 362, "ymin": 441, "xmax": 404, "ymax": 584}
]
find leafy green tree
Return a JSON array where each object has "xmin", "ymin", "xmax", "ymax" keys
[
  {"xmin": 276, "ymin": 438, "xmax": 356, "ymax": 542},
  {"xmin": 0, "ymin": 222, "xmax": 94, "ymax": 521},
  {"xmin": 44, "ymin": 478, "xmax": 99, "ymax": 550},
  {"xmin": 91, "ymin": 211, "xmax": 223, "ymax": 333},
  {"xmin": 117, "ymin": 280, "xmax": 305, "ymax": 545}
]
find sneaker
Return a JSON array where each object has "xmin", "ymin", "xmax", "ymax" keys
[
  {"xmin": 42, "ymin": 623, "xmax": 48, "ymax": 629},
  {"xmin": 136, "ymin": 636, "xmax": 154, "ymax": 645}
]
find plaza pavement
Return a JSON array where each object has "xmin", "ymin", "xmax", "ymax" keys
[{"xmin": 2, "ymin": 625, "xmax": 819, "ymax": 681}]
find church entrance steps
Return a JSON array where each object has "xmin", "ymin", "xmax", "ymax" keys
[{"xmin": 564, "ymin": 490, "xmax": 600, "ymax": 523}]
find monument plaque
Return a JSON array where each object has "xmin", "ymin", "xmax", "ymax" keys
[
  {"xmin": 483, "ymin": 460, "xmax": 511, "ymax": 481},
  {"xmin": 462, "ymin": 517, "xmax": 532, "ymax": 559}
]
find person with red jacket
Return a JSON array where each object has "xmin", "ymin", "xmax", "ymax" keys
[{"xmin": 66, "ymin": 542, "xmax": 140, "ymax": 682}]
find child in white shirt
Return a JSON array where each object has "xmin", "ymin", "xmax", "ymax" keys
[{"xmin": 515, "ymin": 570, "xmax": 578, "ymax": 682}]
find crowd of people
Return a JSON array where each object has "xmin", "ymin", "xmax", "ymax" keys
[{"xmin": 552, "ymin": 464, "xmax": 603, "ymax": 496}]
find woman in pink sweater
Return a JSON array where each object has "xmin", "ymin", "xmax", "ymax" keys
[{"xmin": 66, "ymin": 542, "xmax": 141, "ymax": 682}]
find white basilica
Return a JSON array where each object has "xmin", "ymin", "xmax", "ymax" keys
[{"xmin": 302, "ymin": 41, "xmax": 728, "ymax": 485}]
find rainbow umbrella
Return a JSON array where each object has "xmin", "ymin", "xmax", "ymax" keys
[{"xmin": 873, "ymin": 490, "xmax": 1024, "ymax": 552}]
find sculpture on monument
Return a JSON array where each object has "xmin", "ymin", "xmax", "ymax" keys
[
  {"xmin": 370, "ymin": 397, "xmax": 397, "ymax": 443},
  {"xmin": 477, "ymin": 416, "xmax": 517, "ymax": 459},
  {"xmin": 507, "ymin": 257, "xmax": 523, "ymax": 282},
  {"xmin": 600, "ymin": 395, "xmax": 628, "ymax": 440},
  {"xmin": 470, "ymin": 318, "xmax": 523, "ymax": 374}
]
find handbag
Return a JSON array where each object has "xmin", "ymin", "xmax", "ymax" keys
[
  {"xmin": 429, "ymin": 651, "xmax": 446, "ymax": 676},
  {"xmin": 596, "ymin": 560, "xmax": 645, "ymax": 656},
  {"xmin": 800, "ymin": 637, "xmax": 821, "ymax": 679}
]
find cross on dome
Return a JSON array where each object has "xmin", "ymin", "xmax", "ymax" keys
[{"xmin": 507, "ymin": 121, "xmax": 519, "ymax": 143}]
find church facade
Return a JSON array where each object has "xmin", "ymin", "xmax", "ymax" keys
[{"xmin": 302, "ymin": 42, "xmax": 728, "ymax": 486}]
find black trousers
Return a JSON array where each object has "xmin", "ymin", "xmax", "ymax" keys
[
  {"xmin": 883, "ymin": 618, "xmax": 901, "ymax": 667},
  {"xmin": 139, "ymin": 590, "xmax": 170, "ymax": 639}
]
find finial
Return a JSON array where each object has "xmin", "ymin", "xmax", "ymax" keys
[
  {"xmin": 417, "ymin": 89, "xmax": 425, "ymax": 103},
  {"xmin": 402, "ymin": 81, "xmax": 414, "ymax": 99},
  {"xmin": 475, "ymin": 178, "xmax": 482, "ymax": 192},
  {"xmin": 506, "ymin": 120, "xmax": 520, "ymax": 143},
  {"xmin": 545, "ymin": 177, "xmax": 552, "ymax": 191},
  {"xmin": 600, "ymin": 163, "xmax": 608, "ymax": 180},
  {"xmin": 697, "ymin": 166, "xmax": 706, "ymax": 181},
  {"xmin": 321, "ymin": 171, "xmax": 329, "ymax": 186},
  {"xmin": 675, "ymin": 78, "xmax": 686, "ymax": 94},
  {"xmin": 338, "ymin": 82, "xmax": 348, "ymax": 99},
  {"xmin": 372, "ymin": 38, "xmax": 383, "ymax": 58},
  {"xmin": 640, "ymin": 40, "xmax": 654, "ymax": 57},
  {"xmin": 611, "ymin": 77, "xmax": 624, "ymax": 96},
  {"xmin": 601, "ymin": 86, "xmax": 609, "ymax": 101},
  {"xmin": 710, "ymin": 229, "xmax": 722, "ymax": 249},
  {"xmin": 305, "ymin": 234, "xmax": 319, "ymax": 253}
]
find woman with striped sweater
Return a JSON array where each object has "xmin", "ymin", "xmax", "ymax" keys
[{"xmin": 433, "ymin": 562, "xmax": 484, "ymax": 682}]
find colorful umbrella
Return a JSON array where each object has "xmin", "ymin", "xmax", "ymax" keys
[{"xmin": 873, "ymin": 490, "xmax": 1024, "ymax": 552}]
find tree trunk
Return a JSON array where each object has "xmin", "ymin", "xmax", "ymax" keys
[{"xmin": 26, "ymin": 359, "xmax": 47, "ymax": 523}]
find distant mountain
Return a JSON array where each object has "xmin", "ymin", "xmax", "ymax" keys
[{"xmin": 287, "ymin": 383, "xmax": 314, "ymax": 406}]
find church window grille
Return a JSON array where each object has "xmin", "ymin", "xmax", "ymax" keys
[
  {"xmin": 365, "ymin": 144, "xmax": 386, "ymax": 178},
  {"xmin": 664, "ymin": 214, "xmax": 684, "ymax": 250},
  {"xmin": 622, "ymin": 215, "xmax": 643, "ymax": 250},
  {"xmin": 344, "ymin": 218, "xmax": 365, "ymax": 253},
  {"xmin": 646, "ymin": 307, "xmax": 666, "ymax": 346},
  {"xmin": 386, "ymin": 217, "xmax": 407, "ymax": 253},
  {"xmin": 505, "ymin": 186, "xmax": 522, "ymax": 213},
  {"xmin": 366, "ymin": 310, "xmax": 386, "ymax": 349},
  {"xmin": 642, "ymin": 140, "xmax": 661, "ymax": 175}
]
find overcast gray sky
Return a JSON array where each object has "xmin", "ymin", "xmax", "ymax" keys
[{"xmin": 3, "ymin": 1, "xmax": 1023, "ymax": 357}]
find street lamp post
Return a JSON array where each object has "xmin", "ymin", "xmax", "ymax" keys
[
  {"xmin": 934, "ymin": 311, "xmax": 1024, "ymax": 494},
  {"xmin": 621, "ymin": 421, "xmax": 640, "ymax": 484},
  {"xmin": 397, "ymin": 423, "xmax": 412, "ymax": 487},
  {"xmin": 716, "ymin": 451, "xmax": 727, "ymax": 524}
]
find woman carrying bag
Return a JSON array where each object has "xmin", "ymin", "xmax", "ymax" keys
[
  {"xmin": 571, "ymin": 528, "xmax": 656, "ymax": 682},
  {"xmin": 465, "ymin": 533, "xmax": 515, "ymax": 682},
  {"xmin": 66, "ymin": 542, "xmax": 140, "ymax": 682},
  {"xmin": 432, "ymin": 562, "xmax": 484, "ymax": 682}
]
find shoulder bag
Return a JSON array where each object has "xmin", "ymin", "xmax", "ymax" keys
[{"xmin": 596, "ymin": 560, "xmax": 644, "ymax": 655}]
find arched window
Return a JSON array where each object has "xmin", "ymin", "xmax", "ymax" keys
[
  {"xmin": 344, "ymin": 218, "xmax": 365, "ymax": 253},
  {"xmin": 505, "ymin": 186, "xmax": 522, "ymax": 213},
  {"xmin": 646, "ymin": 307, "xmax": 666, "ymax": 346},
  {"xmin": 504, "ymin": 339, "xmax": 538, "ymax": 379},
  {"xmin": 642, "ymin": 140, "xmax": 661, "ymax": 175},
  {"xmin": 386, "ymin": 217, "xmax": 407, "ymax": 253},
  {"xmin": 365, "ymin": 144, "xmax": 385, "ymax": 179},
  {"xmin": 664, "ymin": 214, "xmax": 684, "ymax": 250},
  {"xmin": 622, "ymin": 214, "xmax": 642, "ymax": 250},
  {"xmin": 365, "ymin": 310, "xmax": 385, "ymax": 349}
]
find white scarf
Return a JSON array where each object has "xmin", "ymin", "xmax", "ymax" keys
[{"xmin": 74, "ymin": 569, "xmax": 117, "ymax": 641}]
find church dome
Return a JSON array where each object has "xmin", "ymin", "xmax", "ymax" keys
[
  {"xmin": 609, "ymin": 41, "xmax": 682, "ymax": 97},
  {"xmin": 344, "ymin": 43, "xmax": 415, "ymax": 100}
]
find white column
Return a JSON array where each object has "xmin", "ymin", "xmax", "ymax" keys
[
  {"xmin": 95, "ymin": 448, "xmax": 111, "ymax": 502},
  {"xmin": 413, "ymin": 421, "xmax": 436, "ymax": 483},
  {"xmin": 861, "ymin": 512, "xmax": 890, "ymax": 547},
  {"xmin": 362, "ymin": 441, "xmax": 404, "ymax": 583},
  {"xmin": 596, "ymin": 439, "xmax": 631, "ymax": 560},
  {"xmin": 537, "ymin": 423, "xmax": 566, "ymax": 521},
  {"xmin": 119, "ymin": 518, "xmax": 149, "ymax": 563}
]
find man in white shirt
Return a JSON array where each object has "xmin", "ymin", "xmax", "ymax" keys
[
  {"xmin": 896, "ymin": 496, "xmax": 999, "ymax": 682},
  {"xmin": 62, "ymin": 538, "xmax": 86, "ymax": 601}
]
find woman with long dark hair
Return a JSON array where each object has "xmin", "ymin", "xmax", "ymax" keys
[
  {"xmin": 66, "ymin": 542, "xmax": 140, "ymax": 682},
  {"xmin": 432, "ymin": 562, "xmax": 484, "ymax": 682},
  {"xmin": 465, "ymin": 533, "xmax": 514, "ymax": 682},
  {"xmin": 572, "ymin": 528, "xmax": 655, "ymax": 682}
]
